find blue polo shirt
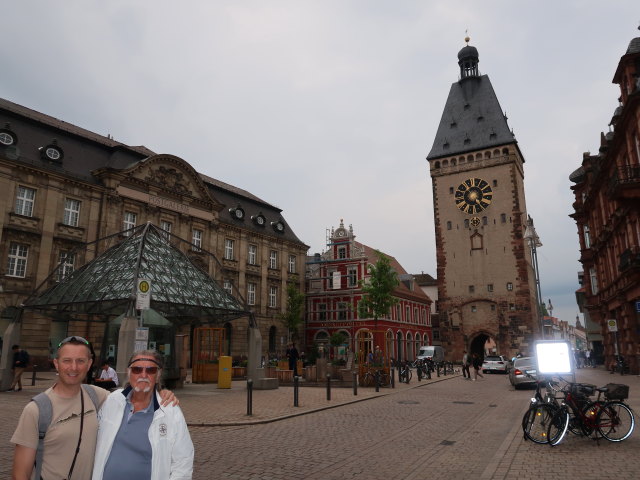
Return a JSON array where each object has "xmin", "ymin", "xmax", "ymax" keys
[{"xmin": 103, "ymin": 387, "xmax": 158, "ymax": 480}]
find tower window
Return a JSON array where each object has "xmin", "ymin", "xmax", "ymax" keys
[
  {"xmin": 471, "ymin": 305, "xmax": 477, "ymax": 312},
  {"xmin": 464, "ymin": 219, "xmax": 469, "ymax": 229},
  {"xmin": 447, "ymin": 221, "xmax": 452, "ymax": 230},
  {"xmin": 487, "ymin": 284, "xmax": 493, "ymax": 292},
  {"xmin": 506, "ymin": 282, "xmax": 513, "ymax": 291},
  {"xmin": 468, "ymin": 285, "xmax": 475, "ymax": 293},
  {"xmin": 449, "ymin": 187, "xmax": 454, "ymax": 194},
  {"xmin": 500, "ymin": 213, "xmax": 507, "ymax": 223},
  {"xmin": 493, "ymin": 180, "xmax": 498, "ymax": 187}
]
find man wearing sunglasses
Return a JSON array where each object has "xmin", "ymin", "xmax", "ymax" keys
[
  {"xmin": 10, "ymin": 337, "xmax": 178, "ymax": 480},
  {"xmin": 92, "ymin": 350, "xmax": 193, "ymax": 479}
]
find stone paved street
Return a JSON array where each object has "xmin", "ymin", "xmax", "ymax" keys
[{"xmin": 1, "ymin": 367, "xmax": 638, "ymax": 479}]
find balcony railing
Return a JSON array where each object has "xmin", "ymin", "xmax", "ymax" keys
[
  {"xmin": 618, "ymin": 246, "xmax": 640, "ymax": 273},
  {"xmin": 608, "ymin": 164, "xmax": 640, "ymax": 197}
]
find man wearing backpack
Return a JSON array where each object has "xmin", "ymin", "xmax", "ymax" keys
[
  {"xmin": 6, "ymin": 344, "xmax": 30, "ymax": 392},
  {"xmin": 10, "ymin": 336, "xmax": 177, "ymax": 480}
]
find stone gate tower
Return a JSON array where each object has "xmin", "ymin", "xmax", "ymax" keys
[{"xmin": 426, "ymin": 38, "xmax": 539, "ymax": 361}]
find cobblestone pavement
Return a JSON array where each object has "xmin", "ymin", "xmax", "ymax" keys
[{"xmin": 1, "ymin": 368, "xmax": 638, "ymax": 479}]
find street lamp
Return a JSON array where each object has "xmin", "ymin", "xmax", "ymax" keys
[{"xmin": 523, "ymin": 215, "xmax": 544, "ymax": 339}]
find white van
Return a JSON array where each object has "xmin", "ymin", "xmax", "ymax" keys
[{"xmin": 417, "ymin": 345, "xmax": 445, "ymax": 363}]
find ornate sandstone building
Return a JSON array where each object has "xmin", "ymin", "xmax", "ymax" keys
[{"xmin": 426, "ymin": 39, "xmax": 539, "ymax": 361}]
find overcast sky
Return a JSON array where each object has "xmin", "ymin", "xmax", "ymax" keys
[{"xmin": 2, "ymin": 1, "xmax": 638, "ymax": 327}]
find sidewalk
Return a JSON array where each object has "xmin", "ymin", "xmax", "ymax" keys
[{"xmin": 2, "ymin": 370, "xmax": 462, "ymax": 426}]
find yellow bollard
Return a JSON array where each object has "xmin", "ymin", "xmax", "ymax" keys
[{"xmin": 218, "ymin": 356, "xmax": 232, "ymax": 389}]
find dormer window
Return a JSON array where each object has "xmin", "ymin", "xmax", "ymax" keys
[
  {"xmin": 0, "ymin": 123, "xmax": 16, "ymax": 146},
  {"xmin": 271, "ymin": 221, "xmax": 285, "ymax": 233},
  {"xmin": 230, "ymin": 206, "xmax": 245, "ymax": 220},
  {"xmin": 40, "ymin": 140, "xmax": 63, "ymax": 163},
  {"xmin": 0, "ymin": 131, "xmax": 15, "ymax": 145},
  {"xmin": 252, "ymin": 213, "xmax": 266, "ymax": 226}
]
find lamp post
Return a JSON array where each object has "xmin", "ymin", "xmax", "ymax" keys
[{"xmin": 524, "ymin": 216, "xmax": 544, "ymax": 340}]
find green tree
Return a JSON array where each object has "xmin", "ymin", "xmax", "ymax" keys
[
  {"xmin": 357, "ymin": 251, "xmax": 399, "ymax": 324},
  {"xmin": 279, "ymin": 282, "xmax": 305, "ymax": 342}
]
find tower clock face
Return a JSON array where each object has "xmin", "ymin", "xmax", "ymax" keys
[{"xmin": 455, "ymin": 178, "xmax": 493, "ymax": 214}]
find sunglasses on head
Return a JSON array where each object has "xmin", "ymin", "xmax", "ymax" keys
[
  {"xmin": 58, "ymin": 336, "xmax": 90, "ymax": 348},
  {"xmin": 130, "ymin": 366, "xmax": 158, "ymax": 375}
]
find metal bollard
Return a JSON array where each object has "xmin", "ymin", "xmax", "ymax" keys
[
  {"xmin": 375, "ymin": 370, "xmax": 380, "ymax": 393},
  {"xmin": 391, "ymin": 367, "xmax": 395, "ymax": 388},
  {"xmin": 326, "ymin": 373, "xmax": 331, "ymax": 401},
  {"xmin": 293, "ymin": 375, "xmax": 299, "ymax": 407},
  {"xmin": 246, "ymin": 378, "xmax": 253, "ymax": 416},
  {"xmin": 353, "ymin": 372, "xmax": 357, "ymax": 396},
  {"xmin": 31, "ymin": 365, "xmax": 37, "ymax": 386}
]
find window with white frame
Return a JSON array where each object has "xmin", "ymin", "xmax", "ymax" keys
[
  {"xmin": 347, "ymin": 266, "xmax": 357, "ymax": 287},
  {"xmin": 338, "ymin": 246, "xmax": 346, "ymax": 259},
  {"xmin": 269, "ymin": 286, "xmax": 277, "ymax": 308},
  {"xmin": 15, "ymin": 186, "xmax": 36, "ymax": 217},
  {"xmin": 414, "ymin": 308, "xmax": 419, "ymax": 323},
  {"xmin": 318, "ymin": 303, "xmax": 327, "ymax": 321},
  {"xmin": 338, "ymin": 302, "xmax": 347, "ymax": 320},
  {"xmin": 123, "ymin": 211, "xmax": 137, "ymax": 235},
  {"xmin": 224, "ymin": 239, "xmax": 235, "ymax": 260},
  {"xmin": 288, "ymin": 255, "xmax": 296, "ymax": 273},
  {"xmin": 192, "ymin": 229, "xmax": 203, "ymax": 251},
  {"xmin": 583, "ymin": 225, "xmax": 591, "ymax": 248},
  {"xmin": 247, "ymin": 282, "xmax": 256, "ymax": 305},
  {"xmin": 396, "ymin": 304, "xmax": 401, "ymax": 320},
  {"xmin": 405, "ymin": 306, "xmax": 410, "ymax": 322},
  {"xmin": 160, "ymin": 220, "xmax": 172, "ymax": 240},
  {"xmin": 63, "ymin": 198, "xmax": 81, "ymax": 227},
  {"xmin": 248, "ymin": 245, "xmax": 257, "ymax": 265},
  {"xmin": 223, "ymin": 279, "xmax": 233, "ymax": 296},
  {"xmin": 506, "ymin": 282, "xmax": 513, "ymax": 291},
  {"xmin": 589, "ymin": 267, "xmax": 598, "ymax": 295},
  {"xmin": 7, "ymin": 242, "xmax": 28, "ymax": 277},
  {"xmin": 269, "ymin": 250, "xmax": 278, "ymax": 269},
  {"xmin": 57, "ymin": 251, "xmax": 75, "ymax": 282},
  {"xmin": 423, "ymin": 310, "xmax": 428, "ymax": 325}
]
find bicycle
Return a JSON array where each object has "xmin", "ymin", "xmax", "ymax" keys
[
  {"xmin": 362, "ymin": 368, "xmax": 391, "ymax": 388},
  {"xmin": 521, "ymin": 373, "xmax": 563, "ymax": 444},
  {"xmin": 398, "ymin": 361, "xmax": 412, "ymax": 384},
  {"xmin": 547, "ymin": 382, "xmax": 635, "ymax": 446}
]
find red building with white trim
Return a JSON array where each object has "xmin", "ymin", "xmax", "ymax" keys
[{"xmin": 305, "ymin": 220, "xmax": 432, "ymax": 362}]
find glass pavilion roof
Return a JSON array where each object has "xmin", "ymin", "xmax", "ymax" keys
[{"xmin": 24, "ymin": 223, "xmax": 250, "ymax": 324}]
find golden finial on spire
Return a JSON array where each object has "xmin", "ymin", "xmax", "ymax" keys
[{"xmin": 465, "ymin": 29, "xmax": 470, "ymax": 45}]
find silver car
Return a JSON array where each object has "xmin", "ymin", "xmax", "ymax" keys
[{"xmin": 508, "ymin": 356, "xmax": 537, "ymax": 389}]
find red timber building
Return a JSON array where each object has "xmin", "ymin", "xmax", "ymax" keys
[
  {"xmin": 305, "ymin": 220, "xmax": 432, "ymax": 362},
  {"xmin": 569, "ymin": 28, "xmax": 640, "ymax": 374}
]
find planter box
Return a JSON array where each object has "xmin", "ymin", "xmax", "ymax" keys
[
  {"xmin": 304, "ymin": 365, "xmax": 317, "ymax": 381},
  {"xmin": 278, "ymin": 360, "xmax": 303, "ymax": 373},
  {"xmin": 232, "ymin": 367, "xmax": 247, "ymax": 378},
  {"xmin": 265, "ymin": 366, "xmax": 277, "ymax": 378},
  {"xmin": 276, "ymin": 369, "xmax": 294, "ymax": 383},
  {"xmin": 193, "ymin": 363, "xmax": 218, "ymax": 383}
]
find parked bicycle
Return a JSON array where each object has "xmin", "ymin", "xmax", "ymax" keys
[
  {"xmin": 547, "ymin": 382, "xmax": 635, "ymax": 446},
  {"xmin": 521, "ymin": 373, "xmax": 564, "ymax": 444},
  {"xmin": 361, "ymin": 368, "xmax": 391, "ymax": 388},
  {"xmin": 398, "ymin": 361, "xmax": 412, "ymax": 384}
]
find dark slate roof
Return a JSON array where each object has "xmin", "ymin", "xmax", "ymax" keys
[
  {"xmin": 626, "ymin": 37, "xmax": 640, "ymax": 55},
  {"xmin": 427, "ymin": 75, "xmax": 517, "ymax": 160}
]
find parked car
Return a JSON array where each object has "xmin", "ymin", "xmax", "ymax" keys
[
  {"xmin": 482, "ymin": 355, "xmax": 509, "ymax": 374},
  {"xmin": 509, "ymin": 356, "xmax": 537, "ymax": 389}
]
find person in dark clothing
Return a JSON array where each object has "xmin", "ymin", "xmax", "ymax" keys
[
  {"xmin": 7, "ymin": 345, "xmax": 30, "ymax": 392},
  {"xmin": 286, "ymin": 343, "xmax": 300, "ymax": 376},
  {"xmin": 471, "ymin": 352, "xmax": 484, "ymax": 381}
]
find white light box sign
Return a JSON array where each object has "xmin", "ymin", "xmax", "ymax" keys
[{"xmin": 535, "ymin": 341, "xmax": 573, "ymax": 375}]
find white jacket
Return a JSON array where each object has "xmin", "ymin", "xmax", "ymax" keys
[{"xmin": 92, "ymin": 387, "xmax": 194, "ymax": 480}]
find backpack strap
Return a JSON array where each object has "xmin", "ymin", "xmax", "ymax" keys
[
  {"xmin": 30, "ymin": 385, "xmax": 100, "ymax": 479},
  {"xmin": 31, "ymin": 392, "xmax": 52, "ymax": 480},
  {"xmin": 81, "ymin": 384, "xmax": 100, "ymax": 412}
]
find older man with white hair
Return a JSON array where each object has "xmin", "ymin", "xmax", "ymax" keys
[{"xmin": 92, "ymin": 350, "xmax": 193, "ymax": 480}]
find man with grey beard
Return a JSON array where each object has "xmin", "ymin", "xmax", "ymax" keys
[{"xmin": 92, "ymin": 350, "xmax": 193, "ymax": 480}]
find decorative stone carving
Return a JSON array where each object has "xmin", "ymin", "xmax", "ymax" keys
[{"xmin": 145, "ymin": 166, "xmax": 192, "ymax": 195}]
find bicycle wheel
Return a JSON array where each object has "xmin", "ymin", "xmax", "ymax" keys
[
  {"xmin": 362, "ymin": 373, "xmax": 374, "ymax": 387},
  {"xmin": 580, "ymin": 401, "xmax": 605, "ymax": 437},
  {"xmin": 522, "ymin": 403, "xmax": 559, "ymax": 444},
  {"xmin": 597, "ymin": 401, "xmax": 635, "ymax": 442},
  {"xmin": 547, "ymin": 408, "xmax": 570, "ymax": 446}
]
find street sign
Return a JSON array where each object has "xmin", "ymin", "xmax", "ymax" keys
[
  {"xmin": 134, "ymin": 327, "xmax": 149, "ymax": 351},
  {"xmin": 136, "ymin": 278, "xmax": 151, "ymax": 310},
  {"xmin": 607, "ymin": 319, "xmax": 618, "ymax": 332}
]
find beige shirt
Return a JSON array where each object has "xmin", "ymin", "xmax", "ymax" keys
[{"xmin": 11, "ymin": 385, "xmax": 108, "ymax": 480}]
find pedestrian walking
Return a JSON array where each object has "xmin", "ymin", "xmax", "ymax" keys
[
  {"xmin": 461, "ymin": 350, "xmax": 471, "ymax": 379},
  {"xmin": 584, "ymin": 348, "xmax": 591, "ymax": 367},
  {"xmin": 6, "ymin": 345, "xmax": 30, "ymax": 392},
  {"xmin": 471, "ymin": 353, "xmax": 484, "ymax": 381}
]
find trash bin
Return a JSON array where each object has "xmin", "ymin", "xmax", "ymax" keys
[{"xmin": 218, "ymin": 356, "xmax": 232, "ymax": 389}]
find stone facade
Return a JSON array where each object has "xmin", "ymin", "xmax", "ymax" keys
[{"xmin": 0, "ymin": 97, "xmax": 307, "ymax": 367}]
